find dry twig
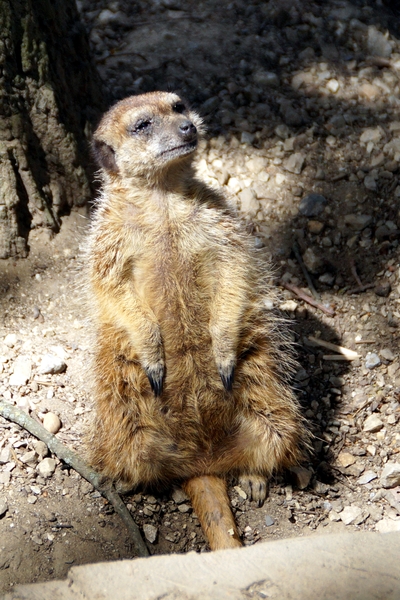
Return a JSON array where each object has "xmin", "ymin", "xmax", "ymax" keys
[
  {"xmin": 292, "ymin": 242, "xmax": 320, "ymax": 301},
  {"xmin": 280, "ymin": 281, "xmax": 335, "ymax": 316},
  {"xmin": 348, "ymin": 259, "xmax": 374, "ymax": 294},
  {"xmin": 0, "ymin": 399, "xmax": 149, "ymax": 558},
  {"xmin": 308, "ymin": 336, "xmax": 359, "ymax": 360}
]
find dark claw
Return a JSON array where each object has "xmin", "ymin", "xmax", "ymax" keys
[
  {"xmin": 218, "ymin": 364, "xmax": 235, "ymax": 392},
  {"xmin": 145, "ymin": 365, "xmax": 164, "ymax": 397}
]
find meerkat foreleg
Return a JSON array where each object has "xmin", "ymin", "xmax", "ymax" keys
[
  {"xmin": 209, "ymin": 266, "xmax": 247, "ymax": 391},
  {"xmin": 92, "ymin": 280, "xmax": 165, "ymax": 396}
]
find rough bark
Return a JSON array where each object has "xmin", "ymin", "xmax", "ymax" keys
[{"xmin": 0, "ymin": 0, "xmax": 104, "ymax": 258}]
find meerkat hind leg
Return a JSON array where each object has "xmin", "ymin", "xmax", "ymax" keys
[{"xmin": 238, "ymin": 475, "xmax": 268, "ymax": 506}]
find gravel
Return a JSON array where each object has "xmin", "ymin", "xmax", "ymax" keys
[{"xmin": 2, "ymin": 0, "xmax": 400, "ymax": 593}]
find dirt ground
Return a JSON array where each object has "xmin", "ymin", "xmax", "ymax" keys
[{"xmin": 2, "ymin": 0, "xmax": 400, "ymax": 594}]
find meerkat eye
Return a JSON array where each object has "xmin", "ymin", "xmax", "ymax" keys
[
  {"xmin": 128, "ymin": 118, "xmax": 152, "ymax": 135},
  {"xmin": 172, "ymin": 102, "xmax": 186, "ymax": 114}
]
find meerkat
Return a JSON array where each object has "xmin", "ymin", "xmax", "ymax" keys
[{"xmin": 87, "ymin": 91, "xmax": 309, "ymax": 551}]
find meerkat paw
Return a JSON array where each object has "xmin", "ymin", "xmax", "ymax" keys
[
  {"xmin": 143, "ymin": 360, "xmax": 165, "ymax": 396},
  {"xmin": 238, "ymin": 475, "xmax": 268, "ymax": 507},
  {"xmin": 216, "ymin": 358, "xmax": 235, "ymax": 392}
]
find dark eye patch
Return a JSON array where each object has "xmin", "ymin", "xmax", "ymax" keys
[
  {"xmin": 127, "ymin": 118, "xmax": 153, "ymax": 135},
  {"xmin": 172, "ymin": 101, "xmax": 186, "ymax": 114}
]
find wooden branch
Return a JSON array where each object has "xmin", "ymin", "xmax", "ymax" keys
[
  {"xmin": 308, "ymin": 336, "xmax": 359, "ymax": 359},
  {"xmin": 0, "ymin": 400, "xmax": 149, "ymax": 558},
  {"xmin": 280, "ymin": 281, "xmax": 335, "ymax": 316}
]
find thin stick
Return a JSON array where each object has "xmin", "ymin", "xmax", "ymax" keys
[
  {"xmin": 308, "ymin": 335, "xmax": 359, "ymax": 359},
  {"xmin": 280, "ymin": 281, "xmax": 335, "ymax": 316},
  {"xmin": 322, "ymin": 354, "xmax": 359, "ymax": 361},
  {"xmin": 292, "ymin": 242, "xmax": 320, "ymax": 301},
  {"xmin": 350, "ymin": 259, "xmax": 363, "ymax": 288},
  {"xmin": 0, "ymin": 400, "xmax": 149, "ymax": 558},
  {"xmin": 347, "ymin": 283, "xmax": 375, "ymax": 294}
]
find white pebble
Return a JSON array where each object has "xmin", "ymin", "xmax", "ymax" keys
[{"xmin": 42, "ymin": 413, "xmax": 61, "ymax": 434}]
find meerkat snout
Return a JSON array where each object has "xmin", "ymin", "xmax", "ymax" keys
[{"xmin": 178, "ymin": 119, "xmax": 197, "ymax": 142}]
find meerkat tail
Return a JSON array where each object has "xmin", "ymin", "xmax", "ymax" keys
[{"xmin": 182, "ymin": 475, "xmax": 242, "ymax": 551}]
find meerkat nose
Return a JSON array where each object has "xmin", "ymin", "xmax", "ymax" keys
[{"xmin": 178, "ymin": 120, "xmax": 197, "ymax": 141}]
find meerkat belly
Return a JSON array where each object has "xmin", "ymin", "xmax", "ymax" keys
[{"xmin": 134, "ymin": 236, "xmax": 235, "ymax": 440}]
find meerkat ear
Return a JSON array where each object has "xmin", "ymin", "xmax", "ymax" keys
[{"xmin": 92, "ymin": 139, "xmax": 118, "ymax": 173}]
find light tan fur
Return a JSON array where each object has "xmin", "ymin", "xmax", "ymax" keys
[{"xmin": 87, "ymin": 91, "xmax": 309, "ymax": 551}]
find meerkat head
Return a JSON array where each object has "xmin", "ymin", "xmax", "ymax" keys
[{"xmin": 92, "ymin": 92, "xmax": 203, "ymax": 181}]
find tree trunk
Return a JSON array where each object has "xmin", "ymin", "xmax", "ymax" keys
[{"xmin": 0, "ymin": 0, "xmax": 103, "ymax": 258}]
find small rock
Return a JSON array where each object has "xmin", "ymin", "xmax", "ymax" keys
[
  {"xmin": 265, "ymin": 515, "xmax": 275, "ymax": 527},
  {"xmin": 289, "ymin": 466, "xmax": 312, "ymax": 490},
  {"xmin": 274, "ymin": 124, "xmax": 290, "ymax": 139},
  {"xmin": 339, "ymin": 506, "xmax": 362, "ymax": 525},
  {"xmin": 318, "ymin": 273, "xmax": 335, "ymax": 286},
  {"xmin": 367, "ymin": 26, "xmax": 392, "ymax": 58},
  {"xmin": 365, "ymin": 353, "xmax": 381, "ymax": 369},
  {"xmin": 9, "ymin": 356, "xmax": 32, "ymax": 386},
  {"xmin": 27, "ymin": 495, "xmax": 37, "ymax": 504},
  {"xmin": 299, "ymin": 193, "xmax": 327, "ymax": 217},
  {"xmin": 177, "ymin": 503, "xmax": 192, "ymax": 513},
  {"xmin": 245, "ymin": 157, "xmax": 267, "ymax": 174},
  {"xmin": 346, "ymin": 463, "xmax": 365, "ymax": 478},
  {"xmin": 31, "ymin": 533, "xmax": 42, "ymax": 544},
  {"xmin": 370, "ymin": 153, "xmax": 385, "ymax": 169},
  {"xmin": 364, "ymin": 175, "xmax": 377, "ymax": 191},
  {"xmin": 326, "ymin": 79, "xmax": 339, "ymax": 93},
  {"xmin": 0, "ymin": 448, "xmax": 11, "ymax": 465},
  {"xmin": 302, "ymin": 248, "xmax": 324, "ymax": 275},
  {"xmin": 280, "ymin": 300, "xmax": 298, "ymax": 312},
  {"xmin": 0, "ymin": 497, "xmax": 8, "ymax": 517},
  {"xmin": 33, "ymin": 441, "xmax": 48, "ymax": 459},
  {"xmin": 37, "ymin": 457, "xmax": 56, "ymax": 478},
  {"xmin": 357, "ymin": 471, "xmax": 378, "ymax": 485},
  {"xmin": 360, "ymin": 128, "xmax": 383, "ymax": 144},
  {"xmin": 38, "ymin": 354, "xmax": 67, "ymax": 375},
  {"xmin": 308, "ymin": 220, "xmax": 324, "ymax": 234},
  {"xmin": 233, "ymin": 486, "xmax": 247, "ymax": 500},
  {"xmin": 388, "ymin": 362, "xmax": 399, "ymax": 377},
  {"xmin": 336, "ymin": 452, "xmax": 356, "ymax": 468},
  {"xmin": 375, "ymin": 283, "xmax": 391, "ymax": 298},
  {"xmin": 359, "ymin": 83, "xmax": 380, "ymax": 101},
  {"xmin": 239, "ymin": 188, "xmax": 260, "ymax": 216},
  {"xmin": 20, "ymin": 451, "xmax": 38, "ymax": 467},
  {"xmin": 280, "ymin": 100, "xmax": 304, "ymax": 127},
  {"xmin": 363, "ymin": 414, "xmax": 384, "ymax": 433},
  {"xmin": 380, "ymin": 348, "xmax": 394, "ymax": 362},
  {"xmin": 329, "ymin": 510, "xmax": 341, "ymax": 522},
  {"xmin": 375, "ymin": 519, "xmax": 400, "ymax": 533},
  {"xmin": 283, "ymin": 152, "xmax": 305, "ymax": 175},
  {"xmin": 171, "ymin": 488, "xmax": 188, "ymax": 505},
  {"xmin": 380, "ymin": 462, "xmax": 400, "ymax": 488},
  {"xmin": 42, "ymin": 413, "xmax": 61, "ymax": 434},
  {"xmin": 240, "ymin": 132, "xmax": 255, "ymax": 145},
  {"xmin": 253, "ymin": 71, "xmax": 279, "ymax": 87},
  {"xmin": 0, "ymin": 472, "xmax": 11, "ymax": 485},
  {"xmin": 344, "ymin": 214, "xmax": 373, "ymax": 231},
  {"xmin": 3, "ymin": 333, "xmax": 18, "ymax": 348},
  {"xmin": 201, "ymin": 96, "xmax": 219, "ymax": 114},
  {"xmin": 375, "ymin": 225, "xmax": 390, "ymax": 241},
  {"xmin": 143, "ymin": 523, "xmax": 158, "ymax": 543}
]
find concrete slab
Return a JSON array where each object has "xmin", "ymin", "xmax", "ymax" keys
[{"xmin": 3, "ymin": 531, "xmax": 400, "ymax": 600}]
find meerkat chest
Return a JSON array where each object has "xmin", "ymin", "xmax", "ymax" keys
[{"xmin": 129, "ymin": 201, "xmax": 221, "ymax": 312}]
